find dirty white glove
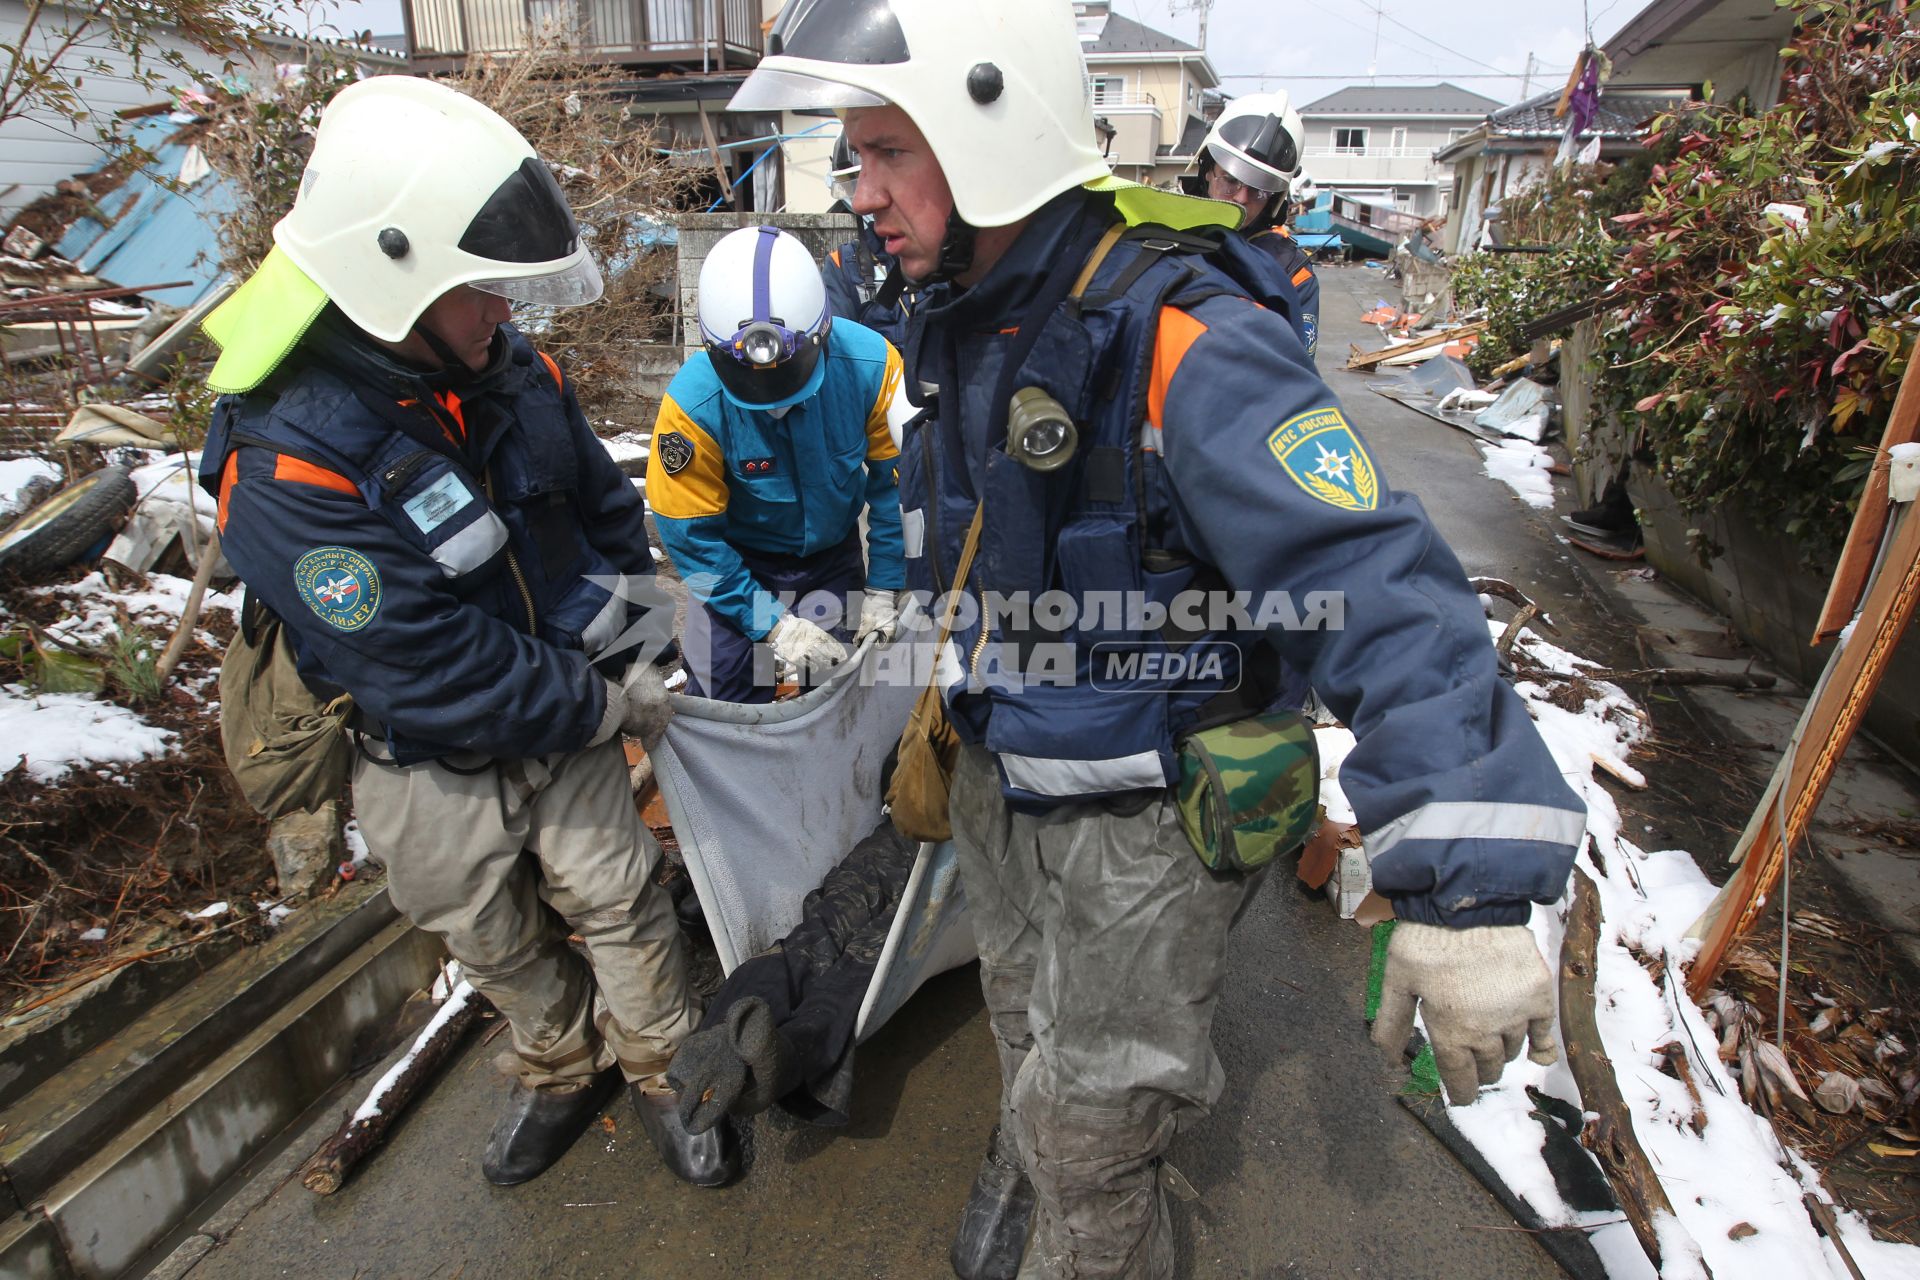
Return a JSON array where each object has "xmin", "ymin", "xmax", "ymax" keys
[
  {"xmin": 853, "ymin": 588, "xmax": 900, "ymax": 647},
  {"xmin": 769, "ymin": 613, "xmax": 848, "ymax": 682},
  {"xmin": 591, "ymin": 661, "xmax": 673, "ymax": 749},
  {"xmin": 1371, "ymin": 923, "xmax": 1558, "ymax": 1105}
]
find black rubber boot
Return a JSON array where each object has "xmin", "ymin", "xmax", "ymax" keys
[
  {"xmin": 481, "ymin": 1070, "xmax": 620, "ymax": 1187},
  {"xmin": 631, "ymin": 1083, "xmax": 742, "ymax": 1187},
  {"xmin": 950, "ymin": 1127, "xmax": 1038, "ymax": 1280}
]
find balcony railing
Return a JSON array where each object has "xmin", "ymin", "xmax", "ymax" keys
[
  {"xmin": 1306, "ymin": 145, "xmax": 1441, "ymax": 160},
  {"xmin": 1090, "ymin": 89, "xmax": 1159, "ymax": 111},
  {"xmin": 407, "ymin": 0, "xmax": 762, "ymax": 69}
]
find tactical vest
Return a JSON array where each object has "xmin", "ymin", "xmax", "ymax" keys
[
  {"xmin": 201, "ymin": 332, "xmax": 638, "ymax": 761},
  {"xmin": 898, "ymin": 221, "xmax": 1309, "ymax": 807}
]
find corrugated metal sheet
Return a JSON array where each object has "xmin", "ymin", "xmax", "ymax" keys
[{"xmin": 54, "ymin": 113, "xmax": 235, "ymax": 309}]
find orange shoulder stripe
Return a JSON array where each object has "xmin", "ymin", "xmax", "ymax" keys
[
  {"xmin": 1291, "ymin": 265, "xmax": 1313, "ymax": 288},
  {"xmin": 831, "ymin": 248, "xmax": 843, "ymax": 268},
  {"xmin": 217, "ymin": 453, "xmax": 239, "ymax": 532},
  {"xmin": 1148, "ymin": 307, "xmax": 1209, "ymax": 434},
  {"xmin": 272, "ymin": 455, "xmax": 358, "ymax": 496},
  {"xmin": 537, "ymin": 350, "xmax": 564, "ymax": 391}
]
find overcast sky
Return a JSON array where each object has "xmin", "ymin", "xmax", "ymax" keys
[{"xmin": 288, "ymin": 0, "xmax": 1635, "ymax": 110}]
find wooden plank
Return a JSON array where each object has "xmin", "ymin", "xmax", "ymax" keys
[
  {"xmin": 1688, "ymin": 499, "xmax": 1920, "ymax": 995},
  {"xmin": 1344, "ymin": 322, "xmax": 1487, "ymax": 371},
  {"xmin": 697, "ymin": 101, "xmax": 732, "ymax": 211},
  {"xmin": 1813, "ymin": 353, "xmax": 1920, "ymax": 641}
]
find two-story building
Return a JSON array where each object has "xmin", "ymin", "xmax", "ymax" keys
[
  {"xmin": 1076, "ymin": 1, "xmax": 1217, "ymax": 190},
  {"xmin": 1297, "ymin": 82, "xmax": 1504, "ymax": 218}
]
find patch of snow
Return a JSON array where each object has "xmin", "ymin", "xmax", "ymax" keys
[
  {"xmin": 431, "ymin": 960, "xmax": 465, "ymax": 1001},
  {"xmin": 79, "ymin": 927, "xmax": 104, "ymax": 942},
  {"xmin": 0, "ymin": 686, "xmax": 174, "ymax": 782},
  {"xmin": 189, "ymin": 901, "xmax": 229, "ymax": 920},
  {"xmin": 0, "ymin": 457, "xmax": 60, "ymax": 517},
  {"xmin": 1478, "ymin": 438, "xmax": 1556, "ymax": 508},
  {"xmin": 602, "ymin": 432, "xmax": 651, "ymax": 465},
  {"xmin": 664, "ymin": 668, "xmax": 688, "ymax": 691},
  {"xmin": 1499, "ymin": 413, "xmax": 1548, "ymax": 443},
  {"xmin": 40, "ymin": 570, "xmax": 241, "ymax": 648},
  {"xmin": 343, "ymin": 818, "xmax": 373, "ymax": 867},
  {"xmin": 1432, "ymin": 621, "xmax": 1920, "ymax": 1279},
  {"xmin": 256, "ymin": 899, "xmax": 294, "ymax": 927}
]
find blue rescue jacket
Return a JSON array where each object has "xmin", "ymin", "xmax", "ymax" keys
[
  {"xmin": 199, "ymin": 319, "xmax": 665, "ymax": 766},
  {"xmin": 1249, "ymin": 225, "xmax": 1320, "ymax": 362},
  {"xmin": 899, "ymin": 190, "xmax": 1583, "ymax": 926},
  {"xmin": 648, "ymin": 319, "xmax": 905, "ymax": 640},
  {"xmin": 821, "ymin": 221, "xmax": 917, "ymax": 350}
]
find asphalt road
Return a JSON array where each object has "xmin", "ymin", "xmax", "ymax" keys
[{"xmin": 175, "ymin": 264, "xmax": 1574, "ymax": 1280}]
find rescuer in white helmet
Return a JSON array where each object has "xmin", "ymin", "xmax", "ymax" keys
[
  {"xmin": 732, "ymin": 5, "xmax": 1582, "ymax": 1277},
  {"xmin": 648, "ymin": 223, "xmax": 913, "ymax": 701},
  {"xmin": 197, "ymin": 75, "xmax": 738, "ymax": 1191}
]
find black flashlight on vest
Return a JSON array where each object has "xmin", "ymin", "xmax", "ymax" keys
[{"xmin": 1007, "ymin": 387, "xmax": 1078, "ymax": 472}]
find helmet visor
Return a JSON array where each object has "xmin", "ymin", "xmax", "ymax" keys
[
  {"xmin": 1209, "ymin": 143, "xmax": 1284, "ymax": 198},
  {"xmin": 460, "ymin": 157, "xmax": 583, "ymax": 266},
  {"xmin": 770, "ymin": 0, "xmax": 911, "ymax": 64},
  {"xmin": 706, "ymin": 337, "xmax": 825, "ymax": 408},
  {"xmin": 471, "ymin": 252, "xmax": 605, "ymax": 308},
  {"xmin": 730, "ymin": 66, "xmax": 888, "ymax": 112},
  {"xmin": 1217, "ymin": 113, "xmax": 1299, "ymax": 177}
]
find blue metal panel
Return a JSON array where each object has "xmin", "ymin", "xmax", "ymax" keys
[{"xmin": 54, "ymin": 114, "xmax": 234, "ymax": 308}]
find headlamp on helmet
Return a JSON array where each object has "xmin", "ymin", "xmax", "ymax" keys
[{"xmin": 696, "ymin": 225, "xmax": 834, "ymax": 411}]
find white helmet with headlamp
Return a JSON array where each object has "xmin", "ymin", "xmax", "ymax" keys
[
  {"xmin": 729, "ymin": 0, "xmax": 1109, "ymax": 279},
  {"xmin": 696, "ymin": 225, "xmax": 833, "ymax": 411},
  {"xmin": 274, "ymin": 75, "xmax": 603, "ymax": 344}
]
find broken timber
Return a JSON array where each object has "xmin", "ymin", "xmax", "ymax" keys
[
  {"xmin": 1561, "ymin": 868, "xmax": 1714, "ymax": 1277},
  {"xmin": 1687, "ymin": 448, "xmax": 1920, "ymax": 995},
  {"xmin": 299, "ymin": 983, "xmax": 492, "ymax": 1194},
  {"xmin": 1345, "ymin": 322, "xmax": 1486, "ymax": 371}
]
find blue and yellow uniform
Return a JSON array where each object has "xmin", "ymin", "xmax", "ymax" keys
[{"xmin": 648, "ymin": 318, "xmax": 905, "ymax": 700}]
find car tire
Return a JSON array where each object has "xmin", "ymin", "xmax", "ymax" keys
[{"xmin": 0, "ymin": 465, "xmax": 138, "ymax": 577}]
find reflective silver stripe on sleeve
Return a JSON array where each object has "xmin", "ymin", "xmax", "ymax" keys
[
  {"xmin": 580, "ymin": 576, "xmax": 634, "ymax": 657},
  {"xmin": 430, "ymin": 509, "xmax": 508, "ymax": 577},
  {"xmin": 996, "ymin": 748, "xmax": 1168, "ymax": 798},
  {"xmin": 901, "ymin": 507, "xmax": 925, "ymax": 559},
  {"xmin": 1363, "ymin": 801, "xmax": 1588, "ymax": 861}
]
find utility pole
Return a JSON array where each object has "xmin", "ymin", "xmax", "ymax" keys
[
  {"xmin": 1169, "ymin": 0, "xmax": 1214, "ymax": 50},
  {"xmin": 1520, "ymin": 51, "xmax": 1537, "ymax": 98}
]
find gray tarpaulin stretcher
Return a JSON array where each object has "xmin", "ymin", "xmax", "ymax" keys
[{"xmin": 648, "ymin": 634, "xmax": 976, "ymax": 1041}]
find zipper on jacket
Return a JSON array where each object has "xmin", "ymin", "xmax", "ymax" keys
[
  {"xmin": 483, "ymin": 468, "xmax": 537, "ymax": 633},
  {"xmin": 969, "ymin": 591, "xmax": 992, "ymax": 679}
]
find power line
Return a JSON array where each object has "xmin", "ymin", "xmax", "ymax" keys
[
  {"xmin": 1219, "ymin": 71, "xmax": 1570, "ymax": 80},
  {"xmin": 1374, "ymin": 7, "xmax": 1522, "ymax": 77}
]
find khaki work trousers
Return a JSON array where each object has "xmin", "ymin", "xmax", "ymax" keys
[
  {"xmin": 352, "ymin": 736, "xmax": 697, "ymax": 1088},
  {"xmin": 950, "ymin": 745, "xmax": 1263, "ymax": 1280}
]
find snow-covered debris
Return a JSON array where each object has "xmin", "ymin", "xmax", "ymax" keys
[
  {"xmin": 39, "ymin": 570, "xmax": 240, "ymax": 649},
  {"xmin": 0, "ymin": 687, "xmax": 174, "ymax": 782},
  {"xmin": 352, "ymin": 979, "xmax": 479, "ymax": 1123},
  {"xmin": 1433, "ymin": 621, "xmax": 1920, "ymax": 1279},
  {"xmin": 601, "ymin": 431, "xmax": 650, "ymax": 467},
  {"xmin": 1478, "ymin": 438, "xmax": 1556, "ymax": 509}
]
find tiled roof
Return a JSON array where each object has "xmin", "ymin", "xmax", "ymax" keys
[
  {"xmin": 1084, "ymin": 11, "xmax": 1200, "ymax": 54},
  {"xmin": 1485, "ymin": 87, "xmax": 1677, "ymax": 138},
  {"xmin": 1300, "ymin": 82, "xmax": 1505, "ymax": 116}
]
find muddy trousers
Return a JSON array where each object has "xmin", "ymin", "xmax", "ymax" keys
[
  {"xmin": 949, "ymin": 747, "xmax": 1262, "ymax": 1280},
  {"xmin": 351, "ymin": 737, "xmax": 698, "ymax": 1088}
]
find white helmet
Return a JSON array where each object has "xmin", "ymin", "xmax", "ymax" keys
[
  {"xmin": 696, "ymin": 226, "xmax": 832, "ymax": 411},
  {"xmin": 729, "ymin": 0, "xmax": 1108, "ymax": 230},
  {"xmin": 1200, "ymin": 92, "xmax": 1306, "ymax": 201},
  {"xmin": 827, "ymin": 130, "xmax": 860, "ymax": 208},
  {"xmin": 1290, "ymin": 171, "xmax": 1318, "ymax": 209},
  {"xmin": 273, "ymin": 75, "xmax": 603, "ymax": 344}
]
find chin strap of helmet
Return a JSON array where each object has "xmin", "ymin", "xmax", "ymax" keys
[{"xmin": 876, "ymin": 205, "xmax": 979, "ymax": 307}]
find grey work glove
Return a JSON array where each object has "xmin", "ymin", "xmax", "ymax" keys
[
  {"xmin": 665, "ymin": 997, "xmax": 798, "ymax": 1134},
  {"xmin": 768, "ymin": 613, "xmax": 848, "ymax": 682},
  {"xmin": 1371, "ymin": 923, "xmax": 1558, "ymax": 1105},
  {"xmin": 590, "ymin": 661, "xmax": 673, "ymax": 750}
]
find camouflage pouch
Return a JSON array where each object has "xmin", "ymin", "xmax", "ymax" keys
[{"xmin": 1174, "ymin": 711, "xmax": 1320, "ymax": 873}]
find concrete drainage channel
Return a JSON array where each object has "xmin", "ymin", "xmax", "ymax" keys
[{"xmin": 0, "ymin": 882, "xmax": 443, "ymax": 1279}]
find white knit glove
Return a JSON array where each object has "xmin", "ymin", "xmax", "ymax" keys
[
  {"xmin": 591, "ymin": 661, "xmax": 673, "ymax": 749},
  {"xmin": 853, "ymin": 588, "xmax": 900, "ymax": 647},
  {"xmin": 769, "ymin": 613, "xmax": 848, "ymax": 682},
  {"xmin": 1371, "ymin": 923, "xmax": 1558, "ymax": 1105}
]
